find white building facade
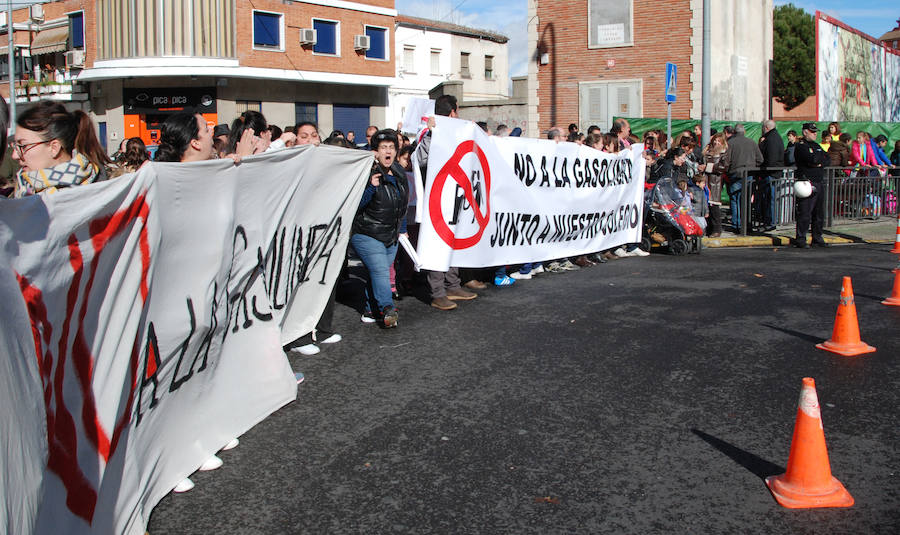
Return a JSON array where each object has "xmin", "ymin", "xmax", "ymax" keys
[{"xmin": 389, "ymin": 15, "xmax": 508, "ymax": 130}]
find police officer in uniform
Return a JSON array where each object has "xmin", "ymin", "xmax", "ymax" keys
[{"xmin": 793, "ymin": 123, "xmax": 829, "ymax": 248}]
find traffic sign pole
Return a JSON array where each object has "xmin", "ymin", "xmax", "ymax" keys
[
  {"xmin": 664, "ymin": 62, "xmax": 677, "ymax": 149},
  {"xmin": 667, "ymin": 103, "xmax": 672, "ymax": 149}
]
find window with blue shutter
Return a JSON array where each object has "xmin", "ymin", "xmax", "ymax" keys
[
  {"xmin": 313, "ymin": 20, "xmax": 338, "ymax": 55},
  {"xmin": 365, "ymin": 27, "xmax": 386, "ymax": 60},
  {"xmin": 253, "ymin": 11, "xmax": 281, "ymax": 49},
  {"xmin": 69, "ymin": 12, "xmax": 84, "ymax": 49}
]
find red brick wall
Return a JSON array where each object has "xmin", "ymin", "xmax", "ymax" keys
[
  {"xmin": 536, "ymin": 0, "xmax": 694, "ymax": 132},
  {"xmin": 11, "ymin": 1, "xmax": 96, "ymax": 66},
  {"xmin": 237, "ymin": 0, "xmax": 394, "ymax": 77}
]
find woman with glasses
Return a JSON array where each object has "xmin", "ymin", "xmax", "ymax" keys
[{"xmin": 11, "ymin": 101, "xmax": 110, "ymax": 197}]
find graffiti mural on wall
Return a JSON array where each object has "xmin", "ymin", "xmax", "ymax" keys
[{"xmin": 817, "ymin": 13, "xmax": 900, "ymax": 122}]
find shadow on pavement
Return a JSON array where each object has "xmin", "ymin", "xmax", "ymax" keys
[
  {"xmin": 844, "ymin": 263, "xmax": 897, "ymax": 273},
  {"xmin": 761, "ymin": 323, "xmax": 823, "ymax": 345},
  {"xmin": 691, "ymin": 429, "xmax": 784, "ymax": 480}
]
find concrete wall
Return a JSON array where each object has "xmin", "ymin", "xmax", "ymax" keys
[{"xmin": 690, "ymin": 0, "xmax": 772, "ymax": 121}]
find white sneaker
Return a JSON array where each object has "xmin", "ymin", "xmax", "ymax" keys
[
  {"xmin": 173, "ymin": 478, "xmax": 195, "ymax": 493},
  {"xmin": 318, "ymin": 333, "xmax": 342, "ymax": 344},
  {"xmin": 360, "ymin": 314, "xmax": 376, "ymax": 324},
  {"xmin": 531, "ymin": 264, "xmax": 545, "ymax": 275},
  {"xmin": 613, "ymin": 247, "xmax": 629, "ymax": 258},
  {"xmin": 293, "ymin": 343, "xmax": 320, "ymax": 356},
  {"xmin": 294, "ymin": 371, "xmax": 305, "ymax": 384},
  {"xmin": 630, "ymin": 248, "xmax": 650, "ymax": 257},
  {"xmin": 559, "ymin": 260, "xmax": 580, "ymax": 271},
  {"xmin": 222, "ymin": 438, "xmax": 239, "ymax": 451},
  {"xmin": 199, "ymin": 455, "xmax": 223, "ymax": 471},
  {"xmin": 510, "ymin": 271, "xmax": 532, "ymax": 280}
]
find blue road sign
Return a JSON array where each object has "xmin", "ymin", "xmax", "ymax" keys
[{"xmin": 665, "ymin": 62, "xmax": 677, "ymax": 103}]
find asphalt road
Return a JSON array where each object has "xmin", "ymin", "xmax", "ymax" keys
[{"xmin": 148, "ymin": 244, "xmax": 899, "ymax": 534}]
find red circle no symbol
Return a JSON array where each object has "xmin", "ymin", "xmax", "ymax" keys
[{"xmin": 429, "ymin": 140, "xmax": 492, "ymax": 250}]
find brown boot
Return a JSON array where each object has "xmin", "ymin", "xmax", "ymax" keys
[
  {"xmin": 446, "ymin": 287, "xmax": 477, "ymax": 300},
  {"xmin": 431, "ymin": 296, "xmax": 458, "ymax": 310},
  {"xmin": 464, "ymin": 279, "xmax": 487, "ymax": 290}
]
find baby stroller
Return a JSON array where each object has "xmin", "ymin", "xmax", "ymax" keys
[{"xmin": 640, "ymin": 177, "xmax": 704, "ymax": 255}]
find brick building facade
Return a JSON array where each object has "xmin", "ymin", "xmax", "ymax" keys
[
  {"xmin": 2, "ymin": 0, "xmax": 398, "ymax": 150},
  {"xmin": 527, "ymin": 0, "xmax": 772, "ymax": 137}
]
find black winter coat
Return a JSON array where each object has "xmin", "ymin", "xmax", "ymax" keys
[
  {"xmin": 759, "ymin": 129, "xmax": 785, "ymax": 169},
  {"xmin": 352, "ymin": 161, "xmax": 409, "ymax": 246}
]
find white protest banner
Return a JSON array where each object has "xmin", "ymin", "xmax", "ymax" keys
[
  {"xmin": 400, "ymin": 97, "xmax": 435, "ymax": 135},
  {"xmin": 0, "ymin": 145, "xmax": 370, "ymax": 535},
  {"xmin": 416, "ymin": 117, "xmax": 645, "ymax": 271}
]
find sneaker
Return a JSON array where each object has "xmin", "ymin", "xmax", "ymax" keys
[
  {"xmin": 199, "ymin": 455, "xmax": 223, "ymax": 472},
  {"xmin": 446, "ymin": 287, "xmax": 477, "ymax": 300},
  {"xmin": 431, "ymin": 296, "xmax": 458, "ymax": 310},
  {"xmin": 545, "ymin": 261, "xmax": 565, "ymax": 273},
  {"xmin": 573, "ymin": 255, "xmax": 593, "ymax": 267},
  {"xmin": 613, "ymin": 247, "xmax": 629, "ymax": 258},
  {"xmin": 494, "ymin": 275, "xmax": 516, "ymax": 286},
  {"xmin": 588, "ymin": 253, "xmax": 607, "ymax": 264},
  {"xmin": 222, "ymin": 438, "xmax": 239, "ymax": 451},
  {"xmin": 531, "ymin": 264, "xmax": 545, "ymax": 275},
  {"xmin": 173, "ymin": 478, "xmax": 195, "ymax": 493},
  {"xmin": 509, "ymin": 270, "xmax": 532, "ymax": 280},
  {"xmin": 559, "ymin": 259, "xmax": 580, "ymax": 271},
  {"xmin": 602, "ymin": 251, "xmax": 620, "ymax": 261},
  {"xmin": 361, "ymin": 313, "xmax": 376, "ymax": 324},
  {"xmin": 464, "ymin": 279, "xmax": 487, "ymax": 290},
  {"xmin": 382, "ymin": 306, "xmax": 399, "ymax": 328},
  {"xmin": 318, "ymin": 333, "xmax": 342, "ymax": 344},
  {"xmin": 632, "ymin": 248, "xmax": 650, "ymax": 257},
  {"xmin": 294, "ymin": 371, "xmax": 305, "ymax": 384},
  {"xmin": 291, "ymin": 343, "xmax": 320, "ymax": 356}
]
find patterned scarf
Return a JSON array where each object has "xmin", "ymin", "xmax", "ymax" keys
[{"xmin": 13, "ymin": 151, "xmax": 100, "ymax": 198}]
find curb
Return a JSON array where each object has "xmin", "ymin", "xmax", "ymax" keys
[{"xmin": 702, "ymin": 236, "xmax": 892, "ymax": 248}]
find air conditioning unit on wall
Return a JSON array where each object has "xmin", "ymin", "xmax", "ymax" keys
[
  {"xmin": 65, "ymin": 50, "xmax": 85, "ymax": 69},
  {"xmin": 353, "ymin": 35, "xmax": 370, "ymax": 51},
  {"xmin": 29, "ymin": 4, "xmax": 44, "ymax": 22},
  {"xmin": 299, "ymin": 28, "xmax": 317, "ymax": 45}
]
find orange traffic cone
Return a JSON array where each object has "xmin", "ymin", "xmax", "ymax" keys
[
  {"xmin": 816, "ymin": 276, "xmax": 876, "ymax": 356},
  {"xmin": 891, "ymin": 214, "xmax": 900, "ymax": 254},
  {"xmin": 882, "ymin": 268, "xmax": 900, "ymax": 306},
  {"xmin": 766, "ymin": 378, "xmax": 854, "ymax": 508}
]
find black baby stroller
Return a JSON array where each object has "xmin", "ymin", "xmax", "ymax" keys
[{"xmin": 640, "ymin": 177, "xmax": 704, "ymax": 255}]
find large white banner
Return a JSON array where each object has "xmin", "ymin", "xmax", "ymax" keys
[
  {"xmin": 416, "ymin": 117, "xmax": 644, "ymax": 271},
  {"xmin": 0, "ymin": 146, "xmax": 370, "ymax": 535}
]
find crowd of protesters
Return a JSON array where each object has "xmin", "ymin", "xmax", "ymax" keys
[{"xmin": 2, "ymin": 94, "xmax": 900, "ymax": 495}]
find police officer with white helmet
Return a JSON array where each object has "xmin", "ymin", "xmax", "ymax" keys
[{"xmin": 793, "ymin": 123, "xmax": 829, "ymax": 248}]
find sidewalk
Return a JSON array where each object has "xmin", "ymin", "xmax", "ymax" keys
[{"xmin": 703, "ymin": 217, "xmax": 898, "ymax": 248}]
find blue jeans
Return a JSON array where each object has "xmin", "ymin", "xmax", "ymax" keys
[
  {"xmin": 756, "ymin": 176, "xmax": 777, "ymax": 226},
  {"xmin": 350, "ymin": 233, "xmax": 398, "ymax": 313},
  {"xmin": 729, "ymin": 181, "xmax": 743, "ymax": 229}
]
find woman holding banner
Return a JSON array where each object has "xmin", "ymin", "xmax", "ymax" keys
[{"xmin": 351, "ymin": 130, "xmax": 409, "ymax": 328}]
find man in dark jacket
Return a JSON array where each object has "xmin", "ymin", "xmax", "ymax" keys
[
  {"xmin": 721, "ymin": 123, "xmax": 763, "ymax": 232},
  {"xmin": 757, "ymin": 120, "xmax": 785, "ymax": 231},
  {"xmin": 793, "ymin": 123, "xmax": 830, "ymax": 248}
]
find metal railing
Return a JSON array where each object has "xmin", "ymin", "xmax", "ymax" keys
[{"xmin": 728, "ymin": 167, "xmax": 900, "ymax": 235}]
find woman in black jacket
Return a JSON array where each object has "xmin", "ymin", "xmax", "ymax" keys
[{"xmin": 351, "ymin": 130, "xmax": 409, "ymax": 328}]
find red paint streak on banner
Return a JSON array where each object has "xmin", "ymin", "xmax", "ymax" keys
[
  {"xmin": 17, "ymin": 274, "xmax": 98, "ymax": 523},
  {"xmin": 15, "ymin": 193, "xmax": 151, "ymax": 524}
]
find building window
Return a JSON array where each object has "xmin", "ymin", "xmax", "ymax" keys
[
  {"xmin": 430, "ymin": 49, "xmax": 441, "ymax": 75},
  {"xmin": 460, "ymin": 52, "xmax": 470, "ymax": 78},
  {"xmin": 237, "ymin": 100, "xmax": 262, "ymax": 113},
  {"xmin": 403, "ymin": 46, "xmax": 415, "ymax": 73},
  {"xmin": 253, "ymin": 11, "xmax": 283, "ymax": 50},
  {"xmin": 365, "ymin": 26, "xmax": 387, "ymax": 60},
  {"xmin": 484, "ymin": 55, "xmax": 494, "ymax": 80},
  {"xmin": 313, "ymin": 19, "xmax": 339, "ymax": 55},
  {"xmin": 588, "ymin": 0, "xmax": 633, "ymax": 48},
  {"xmin": 69, "ymin": 11, "xmax": 84, "ymax": 49},
  {"xmin": 295, "ymin": 102, "xmax": 318, "ymax": 126}
]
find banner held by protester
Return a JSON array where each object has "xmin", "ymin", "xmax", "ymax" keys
[
  {"xmin": 416, "ymin": 117, "xmax": 645, "ymax": 271},
  {"xmin": 0, "ymin": 146, "xmax": 370, "ymax": 535}
]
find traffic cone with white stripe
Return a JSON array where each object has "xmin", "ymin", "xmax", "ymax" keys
[
  {"xmin": 816, "ymin": 276, "xmax": 876, "ymax": 356},
  {"xmin": 765, "ymin": 377, "xmax": 854, "ymax": 508},
  {"xmin": 891, "ymin": 214, "xmax": 900, "ymax": 254},
  {"xmin": 882, "ymin": 266, "xmax": 900, "ymax": 306}
]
